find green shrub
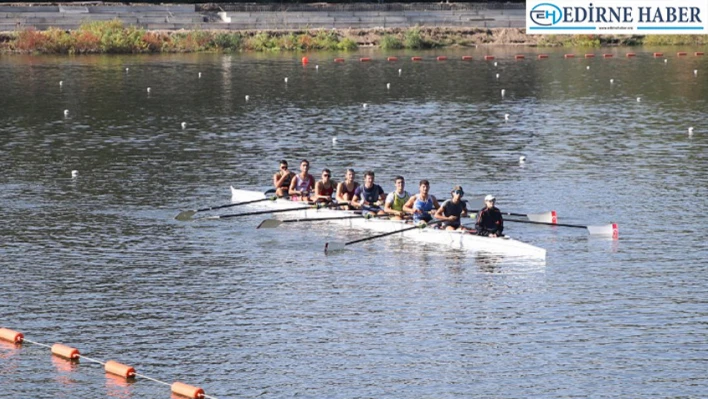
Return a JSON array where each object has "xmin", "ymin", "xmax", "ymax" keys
[
  {"xmin": 212, "ymin": 32, "xmax": 242, "ymax": 52},
  {"xmin": 380, "ymin": 34, "xmax": 402, "ymax": 50},
  {"xmin": 337, "ymin": 37, "xmax": 357, "ymax": 51},
  {"xmin": 404, "ymin": 27, "xmax": 424, "ymax": 49}
]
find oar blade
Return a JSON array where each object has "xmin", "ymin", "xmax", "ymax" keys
[
  {"xmin": 257, "ymin": 219, "xmax": 283, "ymax": 229},
  {"xmin": 587, "ymin": 223, "xmax": 619, "ymax": 238},
  {"xmin": 174, "ymin": 210, "xmax": 197, "ymax": 221},
  {"xmin": 527, "ymin": 211, "xmax": 557, "ymax": 224},
  {"xmin": 324, "ymin": 242, "xmax": 347, "ymax": 254}
]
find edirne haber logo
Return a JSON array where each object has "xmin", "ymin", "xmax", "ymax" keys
[{"xmin": 527, "ymin": 0, "xmax": 708, "ymax": 34}]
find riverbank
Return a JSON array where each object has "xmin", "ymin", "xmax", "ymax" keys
[{"xmin": 1, "ymin": 21, "xmax": 707, "ymax": 54}]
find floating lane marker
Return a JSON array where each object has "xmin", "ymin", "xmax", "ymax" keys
[
  {"xmin": 333, "ymin": 58, "xmax": 344, "ymax": 63},
  {"xmin": 437, "ymin": 56, "xmax": 447, "ymax": 61},
  {"xmin": 603, "ymin": 53, "xmax": 614, "ymax": 58},
  {"xmin": 677, "ymin": 51, "xmax": 687, "ymax": 56},
  {"xmin": 514, "ymin": 55, "xmax": 525, "ymax": 60},
  {"xmin": 653, "ymin": 52, "xmax": 663, "ymax": 57},
  {"xmin": 105, "ymin": 360, "xmax": 136, "ymax": 379},
  {"xmin": 626, "ymin": 53, "xmax": 636, "ymax": 57},
  {"xmin": 387, "ymin": 56, "xmax": 398, "ymax": 61},
  {"xmin": 462, "ymin": 55, "xmax": 473, "ymax": 60},
  {"xmin": 411, "ymin": 56, "xmax": 422, "ymax": 61},
  {"xmin": 71, "ymin": 170, "xmax": 78, "ymax": 178},
  {"xmin": 0, "ymin": 328, "xmax": 24, "ymax": 344},
  {"xmin": 585, "ymin": 54, "xmax": 595, "ymax": 58},
  {"xmin": 51, "ymin": 343, "xmax": 80, "ymax": 360},
  {"xmin": 359, "ymin": 57, "xmax": 371, "ymax": 62},
  {"xmin": 172, "ymin": 382, "xmax": 206, "ymax": 399},
  {"xmin": 696, "ymin": 52, "xmax": 705, "ymax": 56},
  {"xmin": 564, "ymin": 54, "xmax": 575, "ymax": 59},
  {"xmin": 484, "ymin": 55, "xmax": 495, "ymax": 61},
  {"xmin": 538, "ymin": 54, "xmax": 548, "ymax": 59}
]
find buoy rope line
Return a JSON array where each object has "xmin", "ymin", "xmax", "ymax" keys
[{"xmin": 1, "ymin": 328, "xmax": 216, "ymax": 399}]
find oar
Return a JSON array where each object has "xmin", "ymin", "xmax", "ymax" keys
[
  {"xmin": 200, "ymin": 202, "xmax": 345, "ymax": 221},
  {"xmin": 175, "ymin": 196, "xmax": 280, "ymax": 221},
  {"xmin": 325, "ymin": 219, "xmax": 444, "ymax": 253},
  {"xmin": 258, "ymin": 214, "xmax": 380, "ymax": 229},
  {"xmin": 505, "ymin": 218, "xmax": 619, "ymax": 237}
]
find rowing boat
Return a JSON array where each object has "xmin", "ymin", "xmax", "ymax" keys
[{"xmin": 230, "ymin": 187, "xmax": 547, "ymax": 260}]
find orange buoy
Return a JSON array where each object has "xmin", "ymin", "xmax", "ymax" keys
[
  {"xmin": 626, "ymin": 53, "xmax": 636, "ymax": 57},
  {"xmin": 411, "ymin": 56, "xmax": 422, "ymax": 61},
  {"xmin": 436, "ymin": 56, "xmax": 447, "ymax": 61},
  {"xmin": 537, "ymin": 54, "xmax": 548, "ymax": 59},
  {"xmin": 584, "ymin": 54, "xmax": 595, "ymax": 58},
  {"xmin": 172, "ymin": 382, "xmax": 205, "ymax": 399},
  {"xmin": 105, "ymin": 360, "xmax": 136, "ymax": 379},
  {"xmin": 51, "ymin": 343, "xmax": 80, "ymax": 360},
  {"xmin": 359, "ymin": 57, "xmax": 371, "ymax": 62},
  {"xmin": 514, "ymin": 55, "xmax": 525, "ymax": 60},
  {"xmin": 677, "ymin": 51, "xmax": 687, "ymax": 56},
  {"xmin": 0, "ymin": 328, "xmax": 23, "ymax": 344},
  {"xmin": 333, "ymin": 58, "xmax": 344, "ymax": 63},
  {"xmin": 603, "ymin": 53, "xmax": 613, "ymax": 58},
  {"xmin": 564, "ymin": 54, "xmax": 575, "ymax": 58},
  {"xmin": 301, "ymin": 56, "xmax": 309, "ymax": 64},
  {"xmin": 484, "ymin": 55, "xmax": 495, "ymax": 60},
  {"xmin": 387, "ymin": 56, "xmax": 398, "ymax": 61},
  {"xmin": 461, "ymin": 55, "xmax": 472, "ymax": 60},
  {"xmin": 695, "ymin": 52, "xmax": 705, "ymax": 56},
  {"xmin": 653, "ymin": 52, "xmax": 663, "ymax": 57}
]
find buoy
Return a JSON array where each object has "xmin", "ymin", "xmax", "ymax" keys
[
  {"xmin": 688, "ymin": 127, "xmax": 694, "ymax": 135},
  {"xmin": 626, "ymin": 53, "xmax": 636, "ymax": 57},
  {"xmin": 664, "ymin": 59, "xmax": 668, "ymax": 63},
  {"xmin": 171, "ymin": 382, "xmax": 205, "ymax": 399},
  {"xmin": 51, "ymin": 343, "xmax": 80, "ymax": 360},
  {"xmin": 653, "ymin": 52, "xmax": 663, "ymax": 57},
  {"xmin": 125, "ymin": 67, "xmax": 129, "ymax": 72},
  {"xmin": 386, "ymin": 83, "xmax": 390, "ymax": 89},
  {"xmin": 610, "ymin": 79, "xmax": 614, "ymax": 84},
  {"xmin": 0, "ymin": 328, "xmax": 24, "ymax": 344},
  {"xmin": 564, "ymin": 54, "xmax": 575, "ymax": 58},
  {"xmin": 603, "ymin": 53, "xmax": 613, "ymax": 58},
  {"xmin": 537, "ymin": 54, "xmax": 548, "ymax": 59},
  {"xmin": 501, "ymin": 89, "xmax": 505, "ymax": 97},
  {"xmin": 334, "ymin": 58, "xmax": 344, "ymax": 63},
  {"xmin": 105, "ymin": 360, "xmax": 136, "ymax": 379},
  {"xmin": 694, "ymin": 70, "xmax": 698, "ymax": 76},
  {"xmin": 411, "ymin": 56, "xmax": 422, "ymax": 61},
  {"xmin": 437, "ymin": 56, "xmax": 447, "ymax": 61},
  {"xmin": 359, "ymin": 57, "xmax": 371, "ymax": 62},
  {"xmin": 301, "ymin": 56, "xmax": 309, "ymax": 64},
  {"xmin": 677, "ymin": 52, "xmax": 687, "ymax": 56},
  {"xmin": 587, "ymin": 66, "xmax": 590, "ymax": 70},
  {"xmin": 462, "ymin": 55, "xmax": 473, "ymax": 60},
  {"xmin": 495, "ymin": 73, "xmax": 499, "ymax": 79},
  {"xmin": 181, "ymin": 122, "xmax": 186, "ymax": 129},
  {"xmin": 585, "ymin": 54, "xmax": 595, "ymax": 58},
  {"xmin": 315, "ymin": 65, "xmax": 319, "ymax": 70},
  {"xmin": 284, "ymin": 77, "xmax": 288, "ymax": 83},
  {"xmin": 514, "ymin": 55, "xmax": 525, "ymax": 60},
  {"xmin": 484, "ymin": 56, "xmax": 495, "ymax": 61},
  {"xmin": 398, "ymin": 68, "xmax": 402, "ymax": 75},
  {"xmin": 147, "ymin": 87, "xmax": 151, "ymax": 93},
  {"xmin": 59, "ymin": 80, "xmax": 63, "ymax": 86},
  {"xmin": 493, "ymin": 61, "xmax": 498, "ymax": 66},
  {"xmin": 696, "ymin": 52, "xmax": 705, "ymax": 56},
  {"xmin": 504, "ymin": 114, "xmax": 509, "ymax": 121},
  {"xmin": 198, "ymin": 72, "xmax": 202, "ymax": 78},
  {"xmin": 387, "ymin": 56, "xmax": 398, "ymax": 62},
  {"xmin": 63, "ymin": 109, "xmax": 69, "ymax": 117},
  {"xmin": 332, "ymin": 137, "xmax": 337, "ymax": 144},
  {"xmin": 637, "ymin": 97, "xmax": 641, "ymax": 102},
  {"xmin": 362, "ymin": 103, "xmax": 367, "ymax": 108},
  {"xmin": 519, "ymin": 155, "xmax": 526, "ymax": 163},
  {"xmin": 71, "ymin": 170, "xmax": 78, "ymax": 178}
]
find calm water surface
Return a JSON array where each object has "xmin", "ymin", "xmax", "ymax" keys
[{"xmin": 1, "ymin": 47, "xmax": 707, "ymax": 398}]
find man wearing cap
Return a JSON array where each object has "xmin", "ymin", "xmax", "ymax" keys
[
  {"xmin": 434, "ymin": 185, "xmax": 469, "ymax": 230},
  {"xmin": 475, "ymin": 195, "xmax": 504, "ymax": 237}
]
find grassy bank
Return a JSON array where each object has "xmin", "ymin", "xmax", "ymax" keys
[{"xmin": 1, "ymin": 21, "xmax": 706, "ymax": 54}]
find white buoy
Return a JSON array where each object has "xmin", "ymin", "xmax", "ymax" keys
[
  {"xmin": 198, "ymin": 72, "xmax": 202, "ymax": 78},
  {"xmin": 664, "ymin": 59, "xmax": 668, "ymax": 63},
  {"xmin": 71, "ymin": 170, "xmax": 78, "ymax": 178},
  {"xmin": 63, "ymin": 109, "xmax": 69, "ymax": 117},
  {"xmin": 315, "ymin": 65, "xmax": 319, "ymax": 70},
  {"xmin": 284, "ymin": 77, "xmax": 288, "ymax": 83},
  {"xmin": 59, "ymin": 81, "xmax": 63, "ymax": 87},
  {"xmin": 332, "ymin": 137, "xmax": 337, "ymax": 144},
  {"xmin": 504, "ymin": 113, "xmax": 509, "ymax": 121},
  {"xmin": 501, "ymin": 89, "xmax": 506, "ymax": 97},
  {"xmin": 688, "ymin": 127, "xmax": 694, "ymax": 135},
  {"xmin": 181, "ymin": 122, "xmax": 186, "ymax": 129},
  {"xmin": 610, "ymin": 79, "xmax": 614, "ymax": 84},
  {"xmin": 125, "ymin": 67, "xmax": 129, "ymax": 72},
  {"xmin": 519, "ymin": 156, "xmax": 526, "ymax": 163},
  {"xmin": 496, "ymin": 73, "xmax": 500, "ymax": 79},
  {"xmin": 386, "ymin": 83, "xmax": 391, "ymax": 89},
  {"xmin": 245, "ymin": 95, "xmax": 249, "ymax": 101},
  {"xmin": 637, "ymin": 97, "xmax": 641, "ymax": 102},
  {"xmin": 694, "ymin": 69, "xmax": 698, "ymax": 76},
  {"xmin": 362, "ymin": 103, "xmax": 367, "ymax": 108},
  {"xmin": 587, "ymin": 66, "xmax": 590, "ymax": 70},
  {"xmin": 147, "ymin": 87, "xmax": 151, "ymax": 93},
  {"xmin": 494, "ymin": 62, "xmax": 498, "ymax": 67},
  {"xmin": 398, "ymin": 68, "xmax": 402, "ymax": 76}
]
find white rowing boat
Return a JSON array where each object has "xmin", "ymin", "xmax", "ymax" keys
[{"xmin": 230, "ymin": 187, "xmax": 547, "ymax": 260}]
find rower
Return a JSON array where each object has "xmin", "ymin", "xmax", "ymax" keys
[
  {"xmin": 288, "ymin": 159, "xmax": 315, "ymax": 201},
  {"xmin": 352, "ymin": 170, "xmax": 386, "ymax": 215},
  {"xmin": 434, "ymin": 185, "xmax": 468, "ymax": 230},
  {"xmin": 475, "ymin": 194, "xmax": 504, "ymax": 237},
  {"xmin": 313, "ymin": 168, "xmax": 336, "ymax": 203},
  {"xmin": 403, "ymin": 180, "xmax": 440, "ymax": 224},
  {"xmin": 384, "ymin": 175, "xmax": 410, "ymax": 220},
  {"xmin": 336, "ymin": 168, "xmax": 359, "ymax": 210},
  {"xmin": 272, "ymin": 160, "xmax": 295, "ymax": 197}
]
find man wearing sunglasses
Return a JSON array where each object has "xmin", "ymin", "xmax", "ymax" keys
[
  {"xmin": 272, "ymin": 160, "xmax": 295, "ymax": 197},
  {"xmin": 313, "ymin": 168, "xmax": 336, "ymax": 203},
  {"xmin": 434, "ymin": 185, "xmax": 469, "ymax": 230},
  {"xmin": 475, "ymin": 194, "xmax": 504, "ymax": 237}
]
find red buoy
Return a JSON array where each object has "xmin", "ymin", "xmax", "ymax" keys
[
  {"xmin": 0, "ymin": 328, "xmax": 23, "ymax": 344},
  {"xmin": 564, "ymin": 54, "xmax": 575, "ymax": 58},
  {"xmin": 172, "ymin": 382, "xmax": 205, "ymax": 399},
  {"xmin": 537, "ymin": 54, "xmax": 548, "ymax": 59},
  {"xmin": 514, "ymin": 55, "xmax": 525, "ymax": 60},
  {"xmin": 677, "ymin": 52, "xmax": 687, "ymax": 56},
  {"xmin": 603, "ymin": 53, "xmax": 613, "ymax": 58},
  {"xmin": 626, "ymin": 53, "xmax": 636, "ymax": 57},
  {"xmin": 436, "ymin": 56, "xmax": 448, "ymax": 61},
  {"xmin": 461, "ymin": 55, "xmax": 472, "ymax": 60},
  {"xmin": 484, "ymin": 55, "xmax": 495, "ymax": 60},
  {"xmin": 653, "ymin": 52, "xmax": 663, "ymax": 57},
  {"xmin": 105, "ymin": 360, "xmax": 136, "ymax": 379},
  {"xmin": 51, "ymin": 343, "xmax": 80, "ymax": 360},
  {"xmin": 387, "ymin": 56, "xmax": 398, "ymax": 61},
  {"xmin": 584, "ymin": 54, "xmax": 595, "ymax": 58},
  {"xmin": 411, "ymin": 56, "xmax": 422, "ymax": 61},
  {"xmin": 359, "ymin": 57, "xmax": 371, "ymax": 62},
  {"xmin": 695, "ymin": 52, "xmax": 705, "ymax": 56},
  {"xmin": 333, "ymin": 58, "xmax": 344, "ymax": 63},
  {"xmin": 301, "ymin": 56, "xmax": 309, "ymax": 64}
]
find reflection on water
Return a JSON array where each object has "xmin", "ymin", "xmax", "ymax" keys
[{"xmin": 1, "ymin": 49, "xmax": 707, "ymax": 398}]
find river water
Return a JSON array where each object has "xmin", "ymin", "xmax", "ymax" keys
[{"xmin": 1, "ymin": 48, "xmax": 707, "ymax": 398}]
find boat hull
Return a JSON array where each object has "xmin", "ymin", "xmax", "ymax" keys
[{"xmin": 231, "ymin": 187, "xmax": 547, "ymax": 260}]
